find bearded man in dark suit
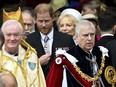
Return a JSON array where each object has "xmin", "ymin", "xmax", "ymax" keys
[{"xmin": 26, "ymin": 3, "xmax": 75, "ymax": 78}]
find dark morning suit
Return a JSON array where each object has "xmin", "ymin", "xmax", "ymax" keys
[
  {"xmin": 95, "ymin": 35, "xmax": 115, "ymax": 71},
  {"xmin": 26, "ymin": 29, "xmax": 76, "ymax": 77},
  {"xmin": 106, "ymin": 39, "xmax": 116, "ymax": 69},
  {"xmin": 66, "ymin": 45, "xmax": 112, "ymax": 87},
  {"xmin": 95, "ymin": 36, "xmax": 115, "ymax": 47}
]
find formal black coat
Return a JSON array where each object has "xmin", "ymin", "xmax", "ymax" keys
[
  {"xmin": 95, "ymin": 36, "xmax": 115, "ymax": 47},
  {"xmin": 96, "ymin": 35, "xmax": 115, "ymax": 70},
  {"xmin": 26, "ymin": 29, "xmax": 76, "ymax": 77},
  {"xmin": 67, "ymin": 45, "xmax": 112, "ymax": 87},
  {"xmin": 106, "ymin": 39, "xmax": 116, "ymax": 68}
]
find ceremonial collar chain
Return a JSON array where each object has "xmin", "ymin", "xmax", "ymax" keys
[{"xmin": 73, "ymin": 56, "xmax": 105, "ymax": 82}]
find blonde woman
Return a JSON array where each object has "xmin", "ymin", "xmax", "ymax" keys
[
  {"xmin": 57, "ymin": 14, "xmax": 77, "ymax": 36},
  {"xmin": 57, "ymin": 8, "xmax": 82, "ymax": 45}
]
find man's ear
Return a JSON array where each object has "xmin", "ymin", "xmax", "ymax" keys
[
  {"xmin": 21, "ymin": 32, "xmax": 27, "ymax": 40},
  {"xmin": 52, "ymin": 15, "xmax": 56, "ymax": 22},
  {"xmin": 112, "ymin": 25, "xmax": 116, "ymax": 34},
  {"xmin": 92, "ymin": 9, "xmax": 97, "ymax": 15},
  {"xmin": 32, "ymin": 17, "xmax": 36, "ymax": 24},
  {"xmin": 34, "ymin": 17, "xmax": 37, "ymax": 23}
]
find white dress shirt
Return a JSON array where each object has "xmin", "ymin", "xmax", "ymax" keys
[{"xmin": 40, "ymin": 28, "xmax": 53, "ymax": 54}]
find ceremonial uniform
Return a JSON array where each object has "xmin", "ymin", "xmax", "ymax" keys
[
  {"xmin": 67, "ymin": 45, "xmax": 111, "ymax": 87},
  {"xmin": 0, "ymin": 40, "xmax": 46, "ymax": 87},
  {"xmin": 46, "ymin": 45, "xmax": 112, "ymax": 87}
]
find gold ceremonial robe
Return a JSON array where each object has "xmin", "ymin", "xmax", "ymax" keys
[{"xmin": 0, "ymin": 40, "xmax": 46, "ymax": 87}]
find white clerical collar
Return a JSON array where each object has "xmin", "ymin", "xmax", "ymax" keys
[
  {"xmin": 2, "ymin": 45, "xmax": 19, "ymax": 61},
  {"xmin": 101, "ymin": 34, "xmax": 114, "ymax": 37},
  {"xmin": 40, "ymin": 27, "xmax": 54, "ymax": 40}
]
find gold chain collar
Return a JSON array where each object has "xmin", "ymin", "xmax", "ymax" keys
[{"xmin": 73, "ymin": 56, "xmax": 105, "ymax": 82}]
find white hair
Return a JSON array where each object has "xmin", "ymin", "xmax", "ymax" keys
[
  {"xmin": 75, "ymin": 20, "xmax": 95, "ymax": 34},
  {"xmin": 1, "ymin": 20, "xmax": 23, "ymax": 34}
]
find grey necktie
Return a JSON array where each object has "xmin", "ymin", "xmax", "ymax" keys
[{"xmin": 43, "ymin": 36, "xmax": 49, "ymax": 53}]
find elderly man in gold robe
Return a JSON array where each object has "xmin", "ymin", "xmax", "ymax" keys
[{"xmin": 0, "ymin": 20, "xmax": 46, "ymax": 87}]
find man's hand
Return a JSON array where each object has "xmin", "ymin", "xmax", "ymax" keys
[{"xmin": 39, "ymin": 53, "xmax": 51, "ymax": 65}]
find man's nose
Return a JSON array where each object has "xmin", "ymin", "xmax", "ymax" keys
[
  {"xmin": 10, "ymin": 35, "xmax": 15, "ymax": 40},
  {"xmin": 88, "ymin": 35, "xmax": 92, "ymax": 40},
  {"xmin": 25, "ymin": 25, "xmax": 28, "ymax": 30},
  {"xmin": 42, "ymin": 21, "xmax": 46, "ymax": 26}
]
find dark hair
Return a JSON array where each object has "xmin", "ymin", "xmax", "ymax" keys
[{"xmin": 98, "ymin": 7, "xmax": 116, "ymax": 32}]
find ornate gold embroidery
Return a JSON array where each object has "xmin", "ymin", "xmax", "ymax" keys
[
  {"xmin": 73, "ymin": 56, "xmax": 105, "ymax": 82},
  {"xmin": 105, "ymin": 66, "xmax": 116, "ymax": 87}
]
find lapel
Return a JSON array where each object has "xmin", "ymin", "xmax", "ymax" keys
[
  {"xmin": 52, "ymin": 30, "xmax": 60, "ymax": 56},
  {"xmin": 35, "ymin": 30, "xmax": 45, "ymax": 57}
]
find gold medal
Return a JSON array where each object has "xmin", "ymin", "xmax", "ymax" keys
[{"xmin": 105, "ymin": 66, "xmax": 116, "ymax": 87}]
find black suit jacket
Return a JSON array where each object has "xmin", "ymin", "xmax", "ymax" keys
[
  {"xmin": 106, "ymin": 39, "xmax": 116, "ymax": 69},
  {"xmin": 96, "ymin": 36, "xmax": 116, "ymax": 71},
  {"xmin": 95, "ymin": 36, "xmax": 115, "ymax": 47},
  {"xmin": 26, "ymin": 29, "xmax": 76, "ymax": 77}
]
